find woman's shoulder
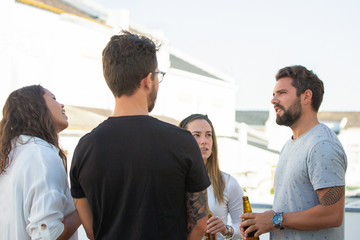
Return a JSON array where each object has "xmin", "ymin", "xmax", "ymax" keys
[
  {"xmin": 221, "ymin": 171, "xmax": 242, "ymax": 188},
  {"xmin": 221, "ymin": 172, "xmax": 244, "ymax": 205},
  {"xmin": 16, "ymin": 135, "xmax": 58, "ymax": 152},
  {"xmin": 220, "ymin": 171, "xmax": 233, "ymax": 182},
  {"xmin": 220, "ymin": 171, "xmax": 231, "ymax": 181},
  {"xmin": 14, "ymin": 135, "xmax": 61, "ymax": 168},
  {"xmin": 10, "ymin": 136, "xmax": 67, "ymax": 190}
]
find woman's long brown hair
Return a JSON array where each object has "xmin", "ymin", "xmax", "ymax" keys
[
  {"xmin": 179, "ymin": 114, "xmax": 225, "ymax": 204},
  {"xmin": 0, "ymin": 85, "xmax": 67, "ymax": 174}
]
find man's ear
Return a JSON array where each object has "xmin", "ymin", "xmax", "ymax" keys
[
  {"xmin": 303, "ymin": 89, "xmax": 313, "ymax": 105},
  {"xmin": 142, "ymin": 72, "xmax": 153, "ymax": 89}
]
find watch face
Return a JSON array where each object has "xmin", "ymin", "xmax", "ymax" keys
[{"xmin": 273, "ymin": 213, "xmax": 282, "ymax": 225}]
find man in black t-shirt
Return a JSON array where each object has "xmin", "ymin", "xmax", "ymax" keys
[{"xmin": 70, "ymin": 31, "xmax": 210, "ymax": 240}]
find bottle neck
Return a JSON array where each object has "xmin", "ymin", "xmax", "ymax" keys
[{"xmin": 243, "ymin": 200, "xmax": 253, "ymax": 213}]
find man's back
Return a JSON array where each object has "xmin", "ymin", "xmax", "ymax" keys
[{"xmin": 70, "ymin": 115, "xmax": 210, "ymax": 239}]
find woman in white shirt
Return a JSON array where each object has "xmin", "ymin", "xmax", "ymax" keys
[
  {"xmin": 0, "ymin": 85, "xmax": 81, "ymax": 240},
  {"xmin": 180, "ymin": 114, "xmax": 244, "ymax": 239}
]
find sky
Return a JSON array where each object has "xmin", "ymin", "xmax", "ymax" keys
[{"xmin": 93, "ymin": 0, "xmax": 360, "ymax": 111}]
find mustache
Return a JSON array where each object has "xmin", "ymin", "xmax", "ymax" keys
[{"xmin": 275, "ymin": 104, "xmax": 285, "ymax": 110}]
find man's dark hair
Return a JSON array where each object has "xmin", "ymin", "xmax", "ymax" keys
[
  {"xmin": 276, "ymin": 65, "xmax": 324, "ymax": 112},
  {"xmin": 102, "ymin": 31, "xmax": 159, "ymax": 97}
]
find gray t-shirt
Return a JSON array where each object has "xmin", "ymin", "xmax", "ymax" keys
[{"xmin": 271, "ymin": 123, "xmax": 347, "ymax": 240}]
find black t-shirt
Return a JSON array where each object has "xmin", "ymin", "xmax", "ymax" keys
[{"xmin": 70, "ymin": 115, "xmax": 210, "ymax": 239}]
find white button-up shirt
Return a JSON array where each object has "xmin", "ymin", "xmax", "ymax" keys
[{"xmin": 0, "ymin": 135, "xmax": 78, "ymax": 240}]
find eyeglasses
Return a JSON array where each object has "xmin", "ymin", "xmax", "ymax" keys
[{"xmin": 153, "ymin": 71, "xmax": 166, "ymax": 83}]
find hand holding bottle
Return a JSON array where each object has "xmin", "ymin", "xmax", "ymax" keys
[
  {"xmin": 207, "ymin": 214, "xmax": 226, "ymax": 234},
  {"xmin": 240, "ymin": 196, "xmax": 260, "ymax": 240},
  {"xmin": 205, "ymin": 211, "xmax": 234, "ymax": 239},
  {"xmin": 204, "ymin": 211, "xmax": 217, "ymax": 239}
]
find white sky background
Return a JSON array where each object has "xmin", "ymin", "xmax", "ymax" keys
[{"xmin": 93, "ymin": 0, "xmax": 360, "ymax": 111}]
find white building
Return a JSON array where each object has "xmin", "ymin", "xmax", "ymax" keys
[
  {"xmin": 0, "ymin": 0, "xmax": 283, "ymax": 201},
  {"xmin": 2, "ymin": 1, "xmax": 359, "ymax": 239}
]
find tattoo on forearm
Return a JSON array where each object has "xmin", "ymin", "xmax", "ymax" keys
[
  {"xmin": 185, "ymin": 190, "xmax": 208, "ymax": 235},
  {"xmin": 320, "ymin": 186, "xmax": 345, "ymax": 206}
]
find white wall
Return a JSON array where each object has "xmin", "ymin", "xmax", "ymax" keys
[
  {"xmin": 153, "ymin": 67, "xmax": 237, "ymax": 136},
  {"xmin": 1, "ymin": 1, "xmax": 237, "ymax": 139},
  {"xmin": 0, "ymin": 1, "xmax": 114, "ymax": 115}
]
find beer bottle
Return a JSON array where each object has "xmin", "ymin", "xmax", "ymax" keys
[
  {"xmin": 204, "ymin": 211, "xmax": 217, "ymax": 240},
  {"xmin": 242, "ymin": 196, "xmax": 259, "ymax": 240}
]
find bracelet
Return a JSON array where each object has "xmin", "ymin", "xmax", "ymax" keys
[{"xmin": 221, "ymin": 225, "xmax": 234, "ymax": 239}]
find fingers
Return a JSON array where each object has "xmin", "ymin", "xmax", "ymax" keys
[
  {"xmin": 240, "ymin": 212, "xmax": 255, "ymax": 219},
  {"xmin": 240, "ymin": 211, "xmax": 276, "ymax": 238},
  {"xmin": 240, "ymin": 225, "xmax": 259, "ymax": 239},
  {"xmin": 244, "ymin": 224, "xmax": 257, "ymax": 235},
  {"xmin": 239, "ymin": 226, "xmax": 246, "ymax": 239},
  {"xmin": 207, "ymin": 215, "xmax": 217, "ymax": 223},
  {"xmin": 240, "ymin": 218, "xmax": 259, "ymax": 239},
  {"xmin": 239, "ymin": 218, "xmax": 255, "ymax": 228},
  {"xmin": 206, "ymin": 216, "xmax": 226, "ymax": 234}
]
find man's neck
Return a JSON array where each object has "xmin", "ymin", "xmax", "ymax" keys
[
  {"xmin": 290, "ymin": 111, "xmax": 319, "ymax": 140},
  {"xmin": 112, "ymin": 94, "xmax": 149, "ymax": 117}
]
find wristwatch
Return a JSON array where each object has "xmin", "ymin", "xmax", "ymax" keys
[
  {"xmin": 272, "ymin": 212, "xmax": 284, "ymax": 230},
  {"xmin": 221, "ymin": 225, "xmax": 234, "ymax": 239}
]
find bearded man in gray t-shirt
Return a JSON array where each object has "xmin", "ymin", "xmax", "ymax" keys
[{"xmin": 240, "ymin": 65, "xmax": 347, "ymax": 240}]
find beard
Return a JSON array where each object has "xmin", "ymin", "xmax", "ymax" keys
[
  {"xmin": 275, "ymin": 97, "xmax": 302, "ymax": 126},
  {"xmin": 148, "ymin": 81, "xmax": 157, "ymax": 112}
]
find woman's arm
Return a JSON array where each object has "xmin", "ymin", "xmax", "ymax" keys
[
  {"xmin": 227, "ymin": 175, "xmax": 244, "ymax": 239},
  {"xmin": 57, "ymin": 210, "xmax": 81, "ymax": 240},
  {"xmin": 24, "ymin": 142, "xmax": 82, "ymax": 239},
  {"xmin": 206, "ymin": 174, "xmax": 244, "ymax": 238}
]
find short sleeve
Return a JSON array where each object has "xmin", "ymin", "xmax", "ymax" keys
[
  {"xmin": 308, "ymin": 140, "xmax": 347, "ymax": 190},
  {"xmin": 70, "ymin": 139, "xmax": 87, "ymax": 198}
]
